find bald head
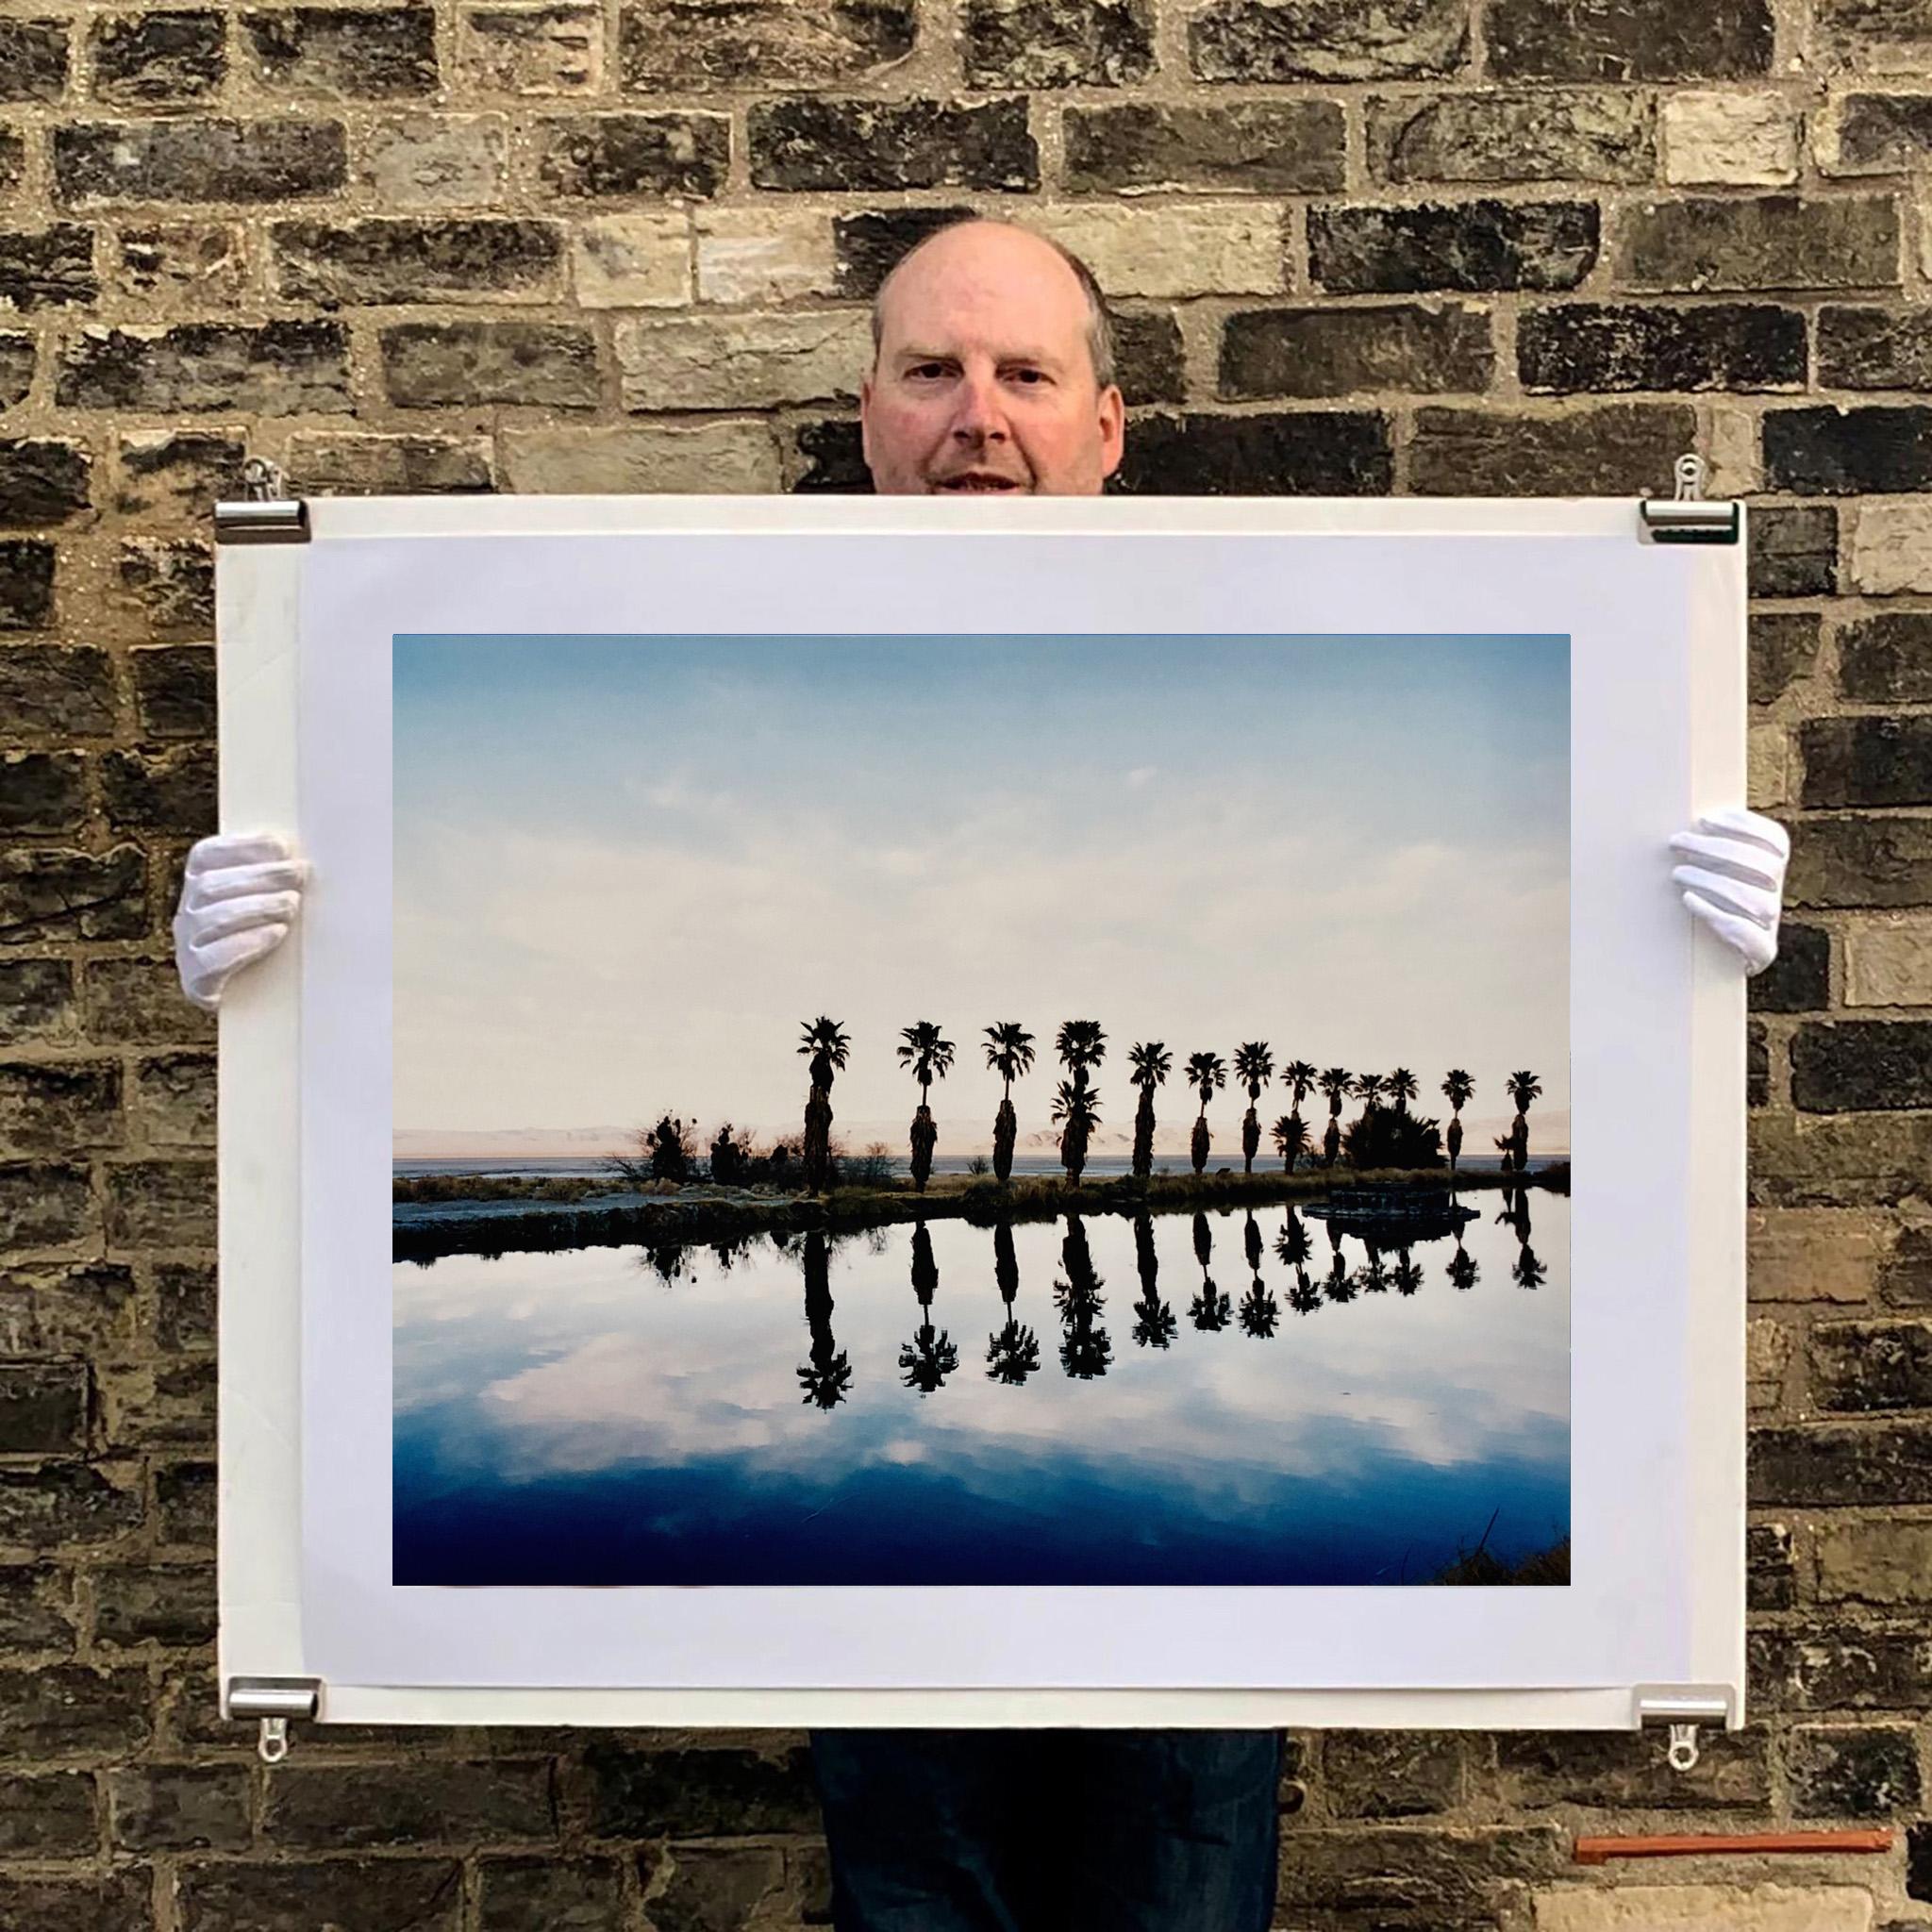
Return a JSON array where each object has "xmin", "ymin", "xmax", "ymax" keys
[{"xmin": 859, "ymin": 218, "xmax": 1126, "ymax": 496}]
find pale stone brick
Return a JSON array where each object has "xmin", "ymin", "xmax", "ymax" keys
[
  {"xmin": 696, "ymin": 208, "xmax": 837, "ymax": 305},
  {"xmin": 501, "ymin": 422, "xmax": 781, "ymax": 493},
  {"xmin": 1030, "ymin": 204, "xmax": 1287, "ymax": 297},
  {"xmin": 1851, "ymin": 499, "xmax": 1932, "ymax": 595},
  {"xmin": 571, "ymin": 211, "xmax": 689, "ymax": 308},
  {"xmin": 1708, "ymin": 405, "xmax": 1760, "ymax": 496},
  {"xmin": 1663, "ymin": 92, "xmax": 1800, "ymax": 187},
  {"xmin": 1535, "ymin": 1884, "xmax": 1872, "ymax": 1932},
  {"xmin": 1815, "ymin": 1517, "xmax": 1932, "ymax": 1603},
  {"xmin": 1845, "ymin": 920, "xmax": 1932, "ymax": 1007},
  {"xmin": 1747, "ymin": 1314, "xmax": 1791, "ymax": 1410},
  {"xmin": 1748, "ymin": 1207, "xmax": 1885, "ymax": 1303},
  {"xmin": 614, "ymin": 309, "xmax": 871, "ymax": 409},
  {"xmin": 360, "ymin": 113, "xmax": 508, "ymax": 208},
  {"xmin": 458, "ymin": 3, "xmax": 604, "ymax": 93},
  {"xmin": 1749, "ymin": 722, "xmax": 1790, "ymax": 808}
]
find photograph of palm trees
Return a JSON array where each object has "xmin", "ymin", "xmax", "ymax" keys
[{"xmin": 393, "ymin": 632, "xmax": 1570, "ymax": 1588}]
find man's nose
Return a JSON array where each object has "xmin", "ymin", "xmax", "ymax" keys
[{"xmin": 950, "ymin": 371, "xmax": 1008, "ymax": 441}]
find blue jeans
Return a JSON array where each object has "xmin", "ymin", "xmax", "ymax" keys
[{"xmin": 808, "ymin": 1728, "xmax": 1283, "ymax": 1932}]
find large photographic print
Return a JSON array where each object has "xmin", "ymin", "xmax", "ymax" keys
[{"xmin": 392, "ymin": 633, "xmax": 1571, "ymax": 1590}]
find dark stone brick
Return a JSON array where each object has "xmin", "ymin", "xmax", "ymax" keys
[
  {"xmin": 1813, "ymin": 1319, "xmax": 1932, "ymax": 1412},
  {"xmin": 1750, "ymin": 611, "xmax": 1820, "ymax": 706},
  {"xmin": 1802, "ymin": 717, "xmax": 1932, "ymax": 808},
  {"xmin": 1882, "ymin": 1227, "xmax": 1932, "ymax": 1308},
  {"xmin": 750, "ymin": 97, "xmax": 1038, "ymax": 192},
  {"xmin": 100, "ymin": 1357, "xmax": 214, "ymax": 1449},
  {"xmin": 477, "ymin": 1855, "xmax": 627, "ymax": 1931},
  {"xmin": 1821, "ymin": 305, "xmax": 1932, "ymax": 390},
  {"xmin": 1755, "ymin": 1628, "xmax": 1932, "ymax": 1714},
  {"xmin": 1189, "ymin": 0, "xmax": 1466, "ymax": 79},
  {"xmin": 584, "ymin": 1741, "xmax": 819, "ymax": 1837},
  {"xmin": 1767, "ymin": 406, "xmax": 1932, "ymax": 495},
  {"xmin": 1819, "ymin": 0, "xmax": 1932, "ymax": 61},
  {"xmin": 265, "ymin": 1761, "xmax": 558, "ymax": 1849},
  {"xmin": 115, "ymin": 432, "xmax": 249, "ymax": 523},
  {"xmin": 1519, "ymin": 301, "xmax": 1804, "ymax": 392},
  {"xmin": 1914, "ymin": 1820, "xmax": 1932, "ymax": 1902},
  {"xmin": 54, "ymin": 117, "xmax": 349, "ymax": 205},
  {"xmin": 792, "ymin": 418, "xmax": 870, "ymax": 493},
  {"xmin": 1620, "ymin": 196, "xmax": 1902, "ymax": 293},
  {"xmin": 1748, "ymin": 923, "xmax": 1828, "ymax": 1014},
  {"xmin": 831, "ymin": 206, "xmax": 975, "ymax": 298},
  {"xmin": 101, "ymin": 746, "xmax": 216, "ymax": 834},
  {"xmin": 0, "ymin": 648, "xmax": 113, "ymax": 740},
  {"xmin": 0, "ymin": 1464, "xmax": 141, "ymax": 1548},
  {"xmin": 0, "ymin": 440, "xmax": 91, "ymax": 528},
  {"xmin": 1065, "ymin": 100, "xmax": 1343, "ymax": 192},
  {"xmin": 91, "ymin": 10, "xmax": 225, "ymax": 103},
  {"xmin": 1113, "ymin": 410, "xmax": 1393, "ymax": 495},
  {"xmin": 0, "ymin": 332, "xmax": 30, "ymax": 406},
  {"xmin": 1324, "ymin": 1732, "xmax": 1462, "ymax": 1816},
  {"xmin": 532, "ymin": 113, "xmax": 728, "ymax": 199},
  {"xmin": 176, "ymin": 1859, "xmax": 464, "ymax": 1932},
  {"xmin": 0, "ymin": 227, "xmax": 98, "ymax": 313},
  {"xmin": 92, "ymin": 1564, "xmax": 217, "ymax": 1648},
  {"xmin": 1793, "ymin": 1021, "xmax": 1932, "ymax": 1110},
  {"xmin": 80, "ymin": 956, "xmax": 215, "ymax": 1046},
  {"xmin": 131, "ymin": 646, "xmax": 215, "ymax": 739},
  {"xmin": 0, "ymin": 1772, "xmax": 95, "ymax": 1853},
  {"xmin": 0, "ymin": 1263, "xmax": 139, "ymax": 1357},
  {"xmin": 1310, "ymin": 199, "xmax": 1597, "ymax": 293},
  {"xmin": 0, "ymin": 1874, "xmax": 147, "ymax": 1932},
  {"xmin": 381, "ymin": 321, "xmax": 600, "ymax": 408},
  {"xmin": 1789, "ymin": 1724, "xmax": 1921, "ymax": 1817},
  {"xmin": 241, "ymin": 4, "xmax": 438, "ymax": 95},
  {"xmin": 0, "ymin": 1564, "xmax": 76, "ymax": 1648},
  {"xmin": 0, "ymin": 1060, "xmax": 119, "ymax": 1154},
  {"xmin": 1790, "ymin": 816, "xmax": 1932, "ymax": 910},
  {"xmin": 1748, "ymin": 505, "xmax": 1837, "ymax": 599},
  {"xmin": 617, "ymin": 0, "xmax": 915, "ymax": 92},
  {"xmin": 0, "ymin": 542, "xmax": 55, "ymax": 630},
  {"xmin": 1273, "ymin": 1824, "xmax": 1565, "ymax": 1921},
  {"xmin": 108, "ymin": 1764, "xmax": 247, "ymax": 1850},
  {"xmin": 0, "ymin": 1663, "xmax": 148, "ymax": 1757},
  {"xmin": 156, "ymin": 1261, "xmax": 215, "ymax": 1351},
  {"xmin": 0, "ymin": 1365, "xmax": 89, "ymax": 1456},
  {"xmin": 1493, "ymin": 1727, "xmax": 1770, "ymax": 1807},
  {"xmin": 155, "ymin": 1459, "xmax": 214, "ymax": 1545},
  {"xmin": 649, "ymin": 1844, "xmax": 787, "ymax": 1931},
  {"xmin": 112, "ymin": 224, "xmax": 247, "ymax": 304},
  {"xmin": 0, "ymin": 1161, "xmax": 94, "ymax": 1249},
  {"xmin": 0, "ymin": 20, "xmax": 70, "ymax": 102},
  {"xmin": 58, "ymin": 321, "xmax": 352, "ymax": 415},
  {"xmin": 1409, "ymin": 402, "xmax": 1696, "ymax": 494},
  {"xmin": 0, "ymin": 752, "xmax": 84, "ymax": 834},
  {"xmin": 133, "ymin": 1051, "xmax": 215, "ymax": 1147},
  {"xmin": 117, "ymin": 539, "xmax": 214, "ymax": 639},
  {"xmin": 272, "ymin": 218, "xmax": 564, "ymax": 305},
  {"xmin": 1831, "ymin": 92, "xmax": 1932, "ymax": 174},
  {"xmin": 1368, "ymin": 87, "xmax": 1652, "ymax": 183},
  {"xmin": 1748, "ymin": 1019, "xmax": 1770, "ymax": 1108},
  {"xmin": 1112, "ymin": 309, "xmax": 1184, "ymax": 406},
  {"xmin": 1841, "ymin": 613, "xmax": 1932, "ymax": 704},
  {"xmin": 1751, "ymin": 1418, "xmax": 1932, "ymax": 1503},
  {"xmin": 1221, "ymin": 303, "xmax": 1491, "ymax": 398},
  {"xmin": 963, "ymin": 0, "xmax": 1152, "ymax": 85},
  {"xmin": 1747, "ymin": 1520, "xmax": 1794, "ymax": 1609},
  {"xmin": 0, "ymin": 958, "xmax": 75, "ymax": 1041},
  {"xmin": 0, "ymin": 138, "xmax": 20, "ymax": 200},
  {"xmin": 0, "ymin": 846, "xmax": 146, "ymax": 944},
  {"xmin": 104, "ymin": 1158, "xmax": 214, "ymax": 1248},
  {"xmin": 1489, "ymin": 0, "xmax": 1771, "ymax": 76},
  {"xmin": 283, "ymin": 431, "xmax": 494, "ymax": 496}
]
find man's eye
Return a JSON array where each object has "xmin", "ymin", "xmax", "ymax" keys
[
  {"xmin": 1009, "ymin": 369, "xmax": 1047, "ymax": 384},
  {"xmin": 909, "ymin": 364, "xmax": 947, "ymax": 379}
]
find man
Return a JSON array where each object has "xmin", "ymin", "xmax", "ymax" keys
[{"xmin": 176, "ymin": 215, "xmax": 1789, "ymax": 1930}]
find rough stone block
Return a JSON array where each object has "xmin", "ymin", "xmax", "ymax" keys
[
  {"xmin": 1821, "ymin": 306, "xmax": 1932, "ymax": 389},
  {"xmin": 1819, "ymin": 92, "xmax": 1932, "ymax": 174},
  {"xmin": 697, "ymin": 208, "xmax": 833, "ymax": 305},
  {"xmin": 1749, "ymin": 610, "xmax": 1820, "ymax": 706},
  {"xmin": 240, "ymin": 5, "xmax": 438, "ymax": 96},
  {"xmin": 1749, "ymin": 1207, "xmax": 1885, "ymax": 1302},
  {"xmin": 102, "ymin": 746, "xmax": 216, "ymax": 835},
  {"xmin": 360, "ymin": 112, "xmax": 509, "ymax": 206},
  {"xmin": 1189, "ymin": 0, "xmax": 1467, "ymax": 79},
  {"xmin": 618, "ymin": 0, "xmax": 915, "ymax": 92},
  {"xmin": 1518, "ymin": 301, "xmax": 1804, "ymax": 392},
  {"xmin": 1496, "ymin": 1728, "xmax": 1770, "ymax": 1808},
  {"xmin": 92, "ymin": 1564, "xmax": 216, "ymax": 1647},
  {"xmin": 1851, "ymin": 500, "xmax": 1932, "ymax": 595},
  {"xmin": 80, "ymin": 957, "xmax": 213, "ymax": 1046},
  {"xmin": 115, "ymin": 432, "xmax": 249, "ymax": 525},
  {"xmin": 458, "ymin": 5, "xmax": 603, "ymax": 94},
  {"xmin": 1534, "ymin": 1885, "xmax": 1872, "ymax": 1931},
  {"xmin": 108, "ymin": 1764, "xmax": 248, "ymax": 1850},
  {"xmin": 131, "ymin": 646, "xmax": 215, "ymax": 740},
  {"xmin": 58, "ymin": 321, "xmax": 351, "ymax": 415},
  {"xmin": 1815, "ymin": 0, "xmax": 1932, "ymax": 72},
  {"xmin": 111, "ymin": 224, "xmax": 248, "ymax": 306},
  {"xmin": 103, "ymin": 1158, "xmax": 215, "ymax": 1249},
  {"xmin": 477, "ymin": 1855, "xmax": 628, "ymax": 1931},
  {"xmin": 1793, "ymin": 1021, "xmax": 1932, "ymax": 1110},
  {"xmin": 131, "ymin": 1053, "xmax": 216, "ymax": 1147},
  {"xmin": 263, "ymin": 1761, "xmax": 558, "ymax": 1848},
  {"xmin": 502, "ymin": 423, "xmax": 781, "ymax": 494},
  {"xmin": 615, "ymin": 310, "xmax": 870, "ymax": 410},
  {"xmin": 0, "ymin": 1061, "xmax": 119, "ymax": 1155},
  {"xmin": 1221, "ymin": 303, "xmax": 1491, "ymax": 396},
  {"xmin": 175, "ymin": 1859, "xmax": 464, "ymax": 1931},
  {"xmin": 961, "ymin": 0, "xmax": 1155, "ymax": 87},
  {"xmin": 1663, "ymin": 91, "xmax": 1799, "ymax": 185},
  {"xmin": 533, "ymin": 111, "xmax": 727, "ymax": 198},
  {"xmin": 0, "ymin": 1262, "xmax": 138, "ymax": 1355},
  {"xmin": 571, "ymin": 210, "xmax": 688, "ymax": 308},
  {"xmin": 91, "ymin": 10, "xmax": 225, "ymax": 105},
  {"xmin": 1816, "ymin": 1518, "xmax": 1932, "ymax": 1605},
  {"xmin": 1408, "ymin": 403, "xmax": 1694, "ymax": 494},
  {"xmin": 1751, "ymin": 1419, "xmax": 1932, "ymax": 1504},
  {"xmin": 1113, "ymin": 410, "xmax": 1391, "ymax": 494},
  {"xmin": 1767, "ymin": 407, "xmax": 1932, "ymax": 495},
  {"xmin": 54, "ymin": 117, "xmax": 349, "ymax": 205},
  {"xmin": 1845, "ymin": 924, "xmax": 1932, "ymax": 1008},
  {"xmin": 1812, "ymin": 1318, "xmax": 1932, "ymax": 1411},
  {"xmin": 1324, "ymin": 1732, "xmax": 1463, "ymax": 1816},
  {"xmin": 0, "ymin": 1773, "xmax": 96, "ymax": 1854},
  {"xmin": 1748, "ymin": 922, "xmax": 1828, "ymax": 1013},
  {"xmin": 1035, "ymin": 204, "xmax": 1284, "ymax": 296},
  {"xmin": 0, "ymin": 543, "xmax": 55, "ymax": 630},
  {"xmin": 1311, "ymin": 198, "xmax": 1597, "ymax": 292},
  {"xmin": 0, "ymin": 20, "xmax": 70, "ymax": 103},
  {"xmin": 1748, "ymin": 504, "xmax": 1837, "ymax": 598},
  {"xmin": 1789, "ymin": 1724, "xmax": 1921, "ymax": 1817},
  {"xmin": 0, "ymin": 752, "xmax": 86, "ymax": 835},
  {"xmin": 0, "ymin": 846, "xmax": 146, "ymax": 944},
  {"xmin": 1369, "ymin": 88, "xmax": 1651, "ymax": 184},
  {"xmin": 584, "ymin": 1741, "xmax": 819, "ymax": 1837},
  {"xmin": 116, "ymin": 538, "xmax": 215, "ymax": 639},
  {"xmin": 749, "ymin": 97, "xmax": 1037, "ymax": 192},
  {"xmin": 272, "ymin": 217, "xmax": 564, "ymax": 304},
  {"xmin": 0, "ymin": 958, "xmax": 75, "ymax": 1042},
  {"xmin": 1488, "ymin": 0, "xmax": 1772, "ymax": 77},
  {"xmin": 1066, "ymin": 100, "xmax": 1343, "ymax": 192},
  {"xmin": 1790, "ymin": 813, "xmax": 1932, "ymax": 908},
  {"xmin": 1802, "ymin": 716, "xmax": 1932, "ymax": 807},
  {"xmin": 1618, "ymin": 196, "xmax": 1901, "ymax": 292},
  {"xmin": 0, "ymin": 1663, "xmax": 149, "ymax": 1757},
  {"xmin": 380, "ymin": 321, "xmax": 599, "ymax": 408},
  {"xmin": 284, "ymin": 433, "xmax": 493, "ymax": 496}
]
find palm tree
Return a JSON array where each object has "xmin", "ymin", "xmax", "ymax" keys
[
  {"xmin": 1447, "ymin": 1235, "xmax": 1478, "ymax": 1292},
  {"xmin": 1441, "ymin": 1068, "xmax": 1474, "ymax": 1174},
  {"xmin": 982, "ymin": 1023, "xmax": 1036, "ymax": 1185},
  {"xmin": 796, "ymin": 1229, "xmax": 852, "ymax": 1409},
  {"xmin": 1271, "ymin": 1113, "xmax": 1310, "ymax": 1174},
  {"xmin": 1130, "ymin": 1211, "xmax": 1174, "ymax": 1348},
  {"xmin": 1507, "ymin": 1069, "xmax": 1542, "ymax": 1172},
  {"xmin": 1054, "ymin": 1215, "xmax": 1111, "ymax": 1378},
  {"xmin": 1354, "ymin": 1071, "xmax": 1386, "ymax": 1112},
  {"xmin": 1281, "ymin": 1058, "xmax": 1316, "ymax": 1172},
  {"xmin": 985, "ymin": 1219, "xmax": 1039, "ymax": 1384},
  {"xmin": 1274, "ymin": 1207, "xmax": 1310, "ymax": 1270},
  {"xmin": 1288, "ymin": 1268, "xmax": 1323, "ymax": 1317},
  {"xmin": 1386, "ymin": 1068, "xmax": 1418, "ymax": 1115},
  {"xmin": 1189, "ymin": 1210, "xmax": 1229, "ymax": 1330},
  {"xmin": 1127, "ymin": 1041, "xmax": 1172, "ymax": 1182},
  {"xmin": 1392, "ymin": 1247, "xmax": 1424, "ymax": 1296},
  {"xmin": 1317, "ymin": 1067, "xmax": 1352, "ymax": 1167},
  {"xmin": 797, "ymin": 1017, "xmax": 850, "ymax": 1193},
  {"xmin": 1051, "ymin": 1078, "xmax": 1103, "ymax": 1185},
  {"xmin": 899, "ymin": 1221, "xmax": 958, "ymax": 1393},
  {"xmin": 1239, "ymin": 1211, "xmax": 1277, "ymax": 1336},
  {"xmin": 1186, "ymin": 1050, "xmax": 1226, "ymax": 1175},
  {"xmin": 1233, "ymin": 1041, "xmax": 1274, "ymax": 1174},
  {"xmin": 897, "ymin": 1022, "xmax": 955, "ymax": 1193}
]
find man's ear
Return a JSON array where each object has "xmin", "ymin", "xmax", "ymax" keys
[
  {"xmin": 1099, "ymin": 383, "xmax": 1125, "ymax": 479},
  {"xmin": 858, "ymin": 372, "xmax": 874, "ymax": 471}
]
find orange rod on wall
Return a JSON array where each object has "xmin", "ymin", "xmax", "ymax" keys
[{"xmin": 1574, "ymin": 1831, "xmax": 1893, "ymax": 1866}]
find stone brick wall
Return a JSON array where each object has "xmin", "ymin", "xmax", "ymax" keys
[{"xmin": 0, "ymin": 0, "xmax": 1929, "ymax": 1923}]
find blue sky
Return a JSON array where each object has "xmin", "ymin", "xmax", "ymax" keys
[{"xmin": 394, "ymin": 634, "xmax": 1570, "ymax": 1150}]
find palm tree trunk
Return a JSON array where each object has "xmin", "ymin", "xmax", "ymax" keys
[
  {"xmin": 992, "ymin": 1097, "xmax": 1017, "ymax": 1184},
  {"xmin": 1191, "ymin": 1112, "xmax": 1209, "ymax": 1176},
  {"xmin": 803, "ymin": 1081, "xmax": 833, "ymax": 1192},
  {"xmin": 1446, "ymin": 1115, "xmax": 1462, "ymax": 1174},
  {"xmin": 1132, "ymin": 1088, "xmax": 1155, "ymax": 1180},
  {"xmin": 909, "ymin": 1106, "xmax": 937, "ymax": 1192},
  {"xmin": 1323, "ymin": 1117, "xmax": 1340, "ymax": 1168},
  {"xmin": 1241, "ymin": 1106, "xmax": 1258, "ymax": 1174}
]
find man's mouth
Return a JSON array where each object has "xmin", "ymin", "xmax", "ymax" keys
[{"xmin": 931, "ymin": 473, "xmax": 1027, "ymax": 492}]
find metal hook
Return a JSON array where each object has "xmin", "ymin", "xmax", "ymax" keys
[
  {"xmin": 1667, "ymin": 1722, "xmax": 1699, "ymax": 1773},
  {"xmin": 1672, "ymin": 453, "xmax": 1707, "ymax": 502},
  {"xmin": 240, "ymin": 456, "xmax": 287, "ymax": 503},
  {"xmin": 258, "ymin": 1716, "xmax": 290, "ymax": 1765}
]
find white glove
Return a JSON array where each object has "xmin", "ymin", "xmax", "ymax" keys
[
  {"xmin": 1670, "ymin": 806, "xmax": 1788, "ymax": 976},
  {"xmin": 173, "ymin": 833, "xmax": 307, "ymax": 1012}
]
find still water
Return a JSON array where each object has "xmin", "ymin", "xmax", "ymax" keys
[{"xmin": 394, "ymin": 1199, "xmax": 1570, "ymax": 1587}]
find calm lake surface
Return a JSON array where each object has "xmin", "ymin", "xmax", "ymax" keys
[{"xmin": 393, "ymin": 1199, "xmax": 1570, "ymax": 1587}]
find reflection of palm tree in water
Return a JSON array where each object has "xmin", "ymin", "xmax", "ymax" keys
[
  {"xmin": 1391, "ymin": 1245, "xmax": 1424, "ymax": 1296},
  {"xmin": 1238, "ymin": 1211, "xmax": 1278, "ymax": 1337},
  {"xmin": 1130, "ymin": 1210, "xmax": 1175, "ymax": 1349},
  {"xmin": 1447, "ymin": 1231, "xmax": 1479, "ymax": 1292},
  {"xmin": 899, "ymin": 1221, "xmax": 959, "ymax": 1393},
  {"xmin": 1288, "ymin": 1267, "xmax": 1323, "ymax": 1316},
  {"xmin": 1274, "ymin": 1206, "xmax": 1311, "ymax": 1271},
  {"xmin": 1498, "ymin": 1185, "xmax": 1546, "ymax": 1290},
  {"xmin": 985, "ymin": 1218, "xmax": 1041, "ymax": 1385},
  {"xmin": 1356, "ymin": 1239, "xmax": 1390, "ymax": 1295},
  {"xmin": 1054, "ymin": 1214, "xmax": 1112, "ymax": 1378},
  {"xmin": 796, "ymin": 1230, "xmax": 853, "ymax": 1409},
  {"xmin": 1189, "ymin": 1210, "xmax": 1230, "ymax": 1330},
  {"xmin": 1324, "ymin": 1243, "xmax": 1357, "ymax": 1304}
]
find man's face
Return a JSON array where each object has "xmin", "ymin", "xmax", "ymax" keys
[{"xmin": 860, "ymin": 223, "xmax": 1125, "ymax": 498}]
